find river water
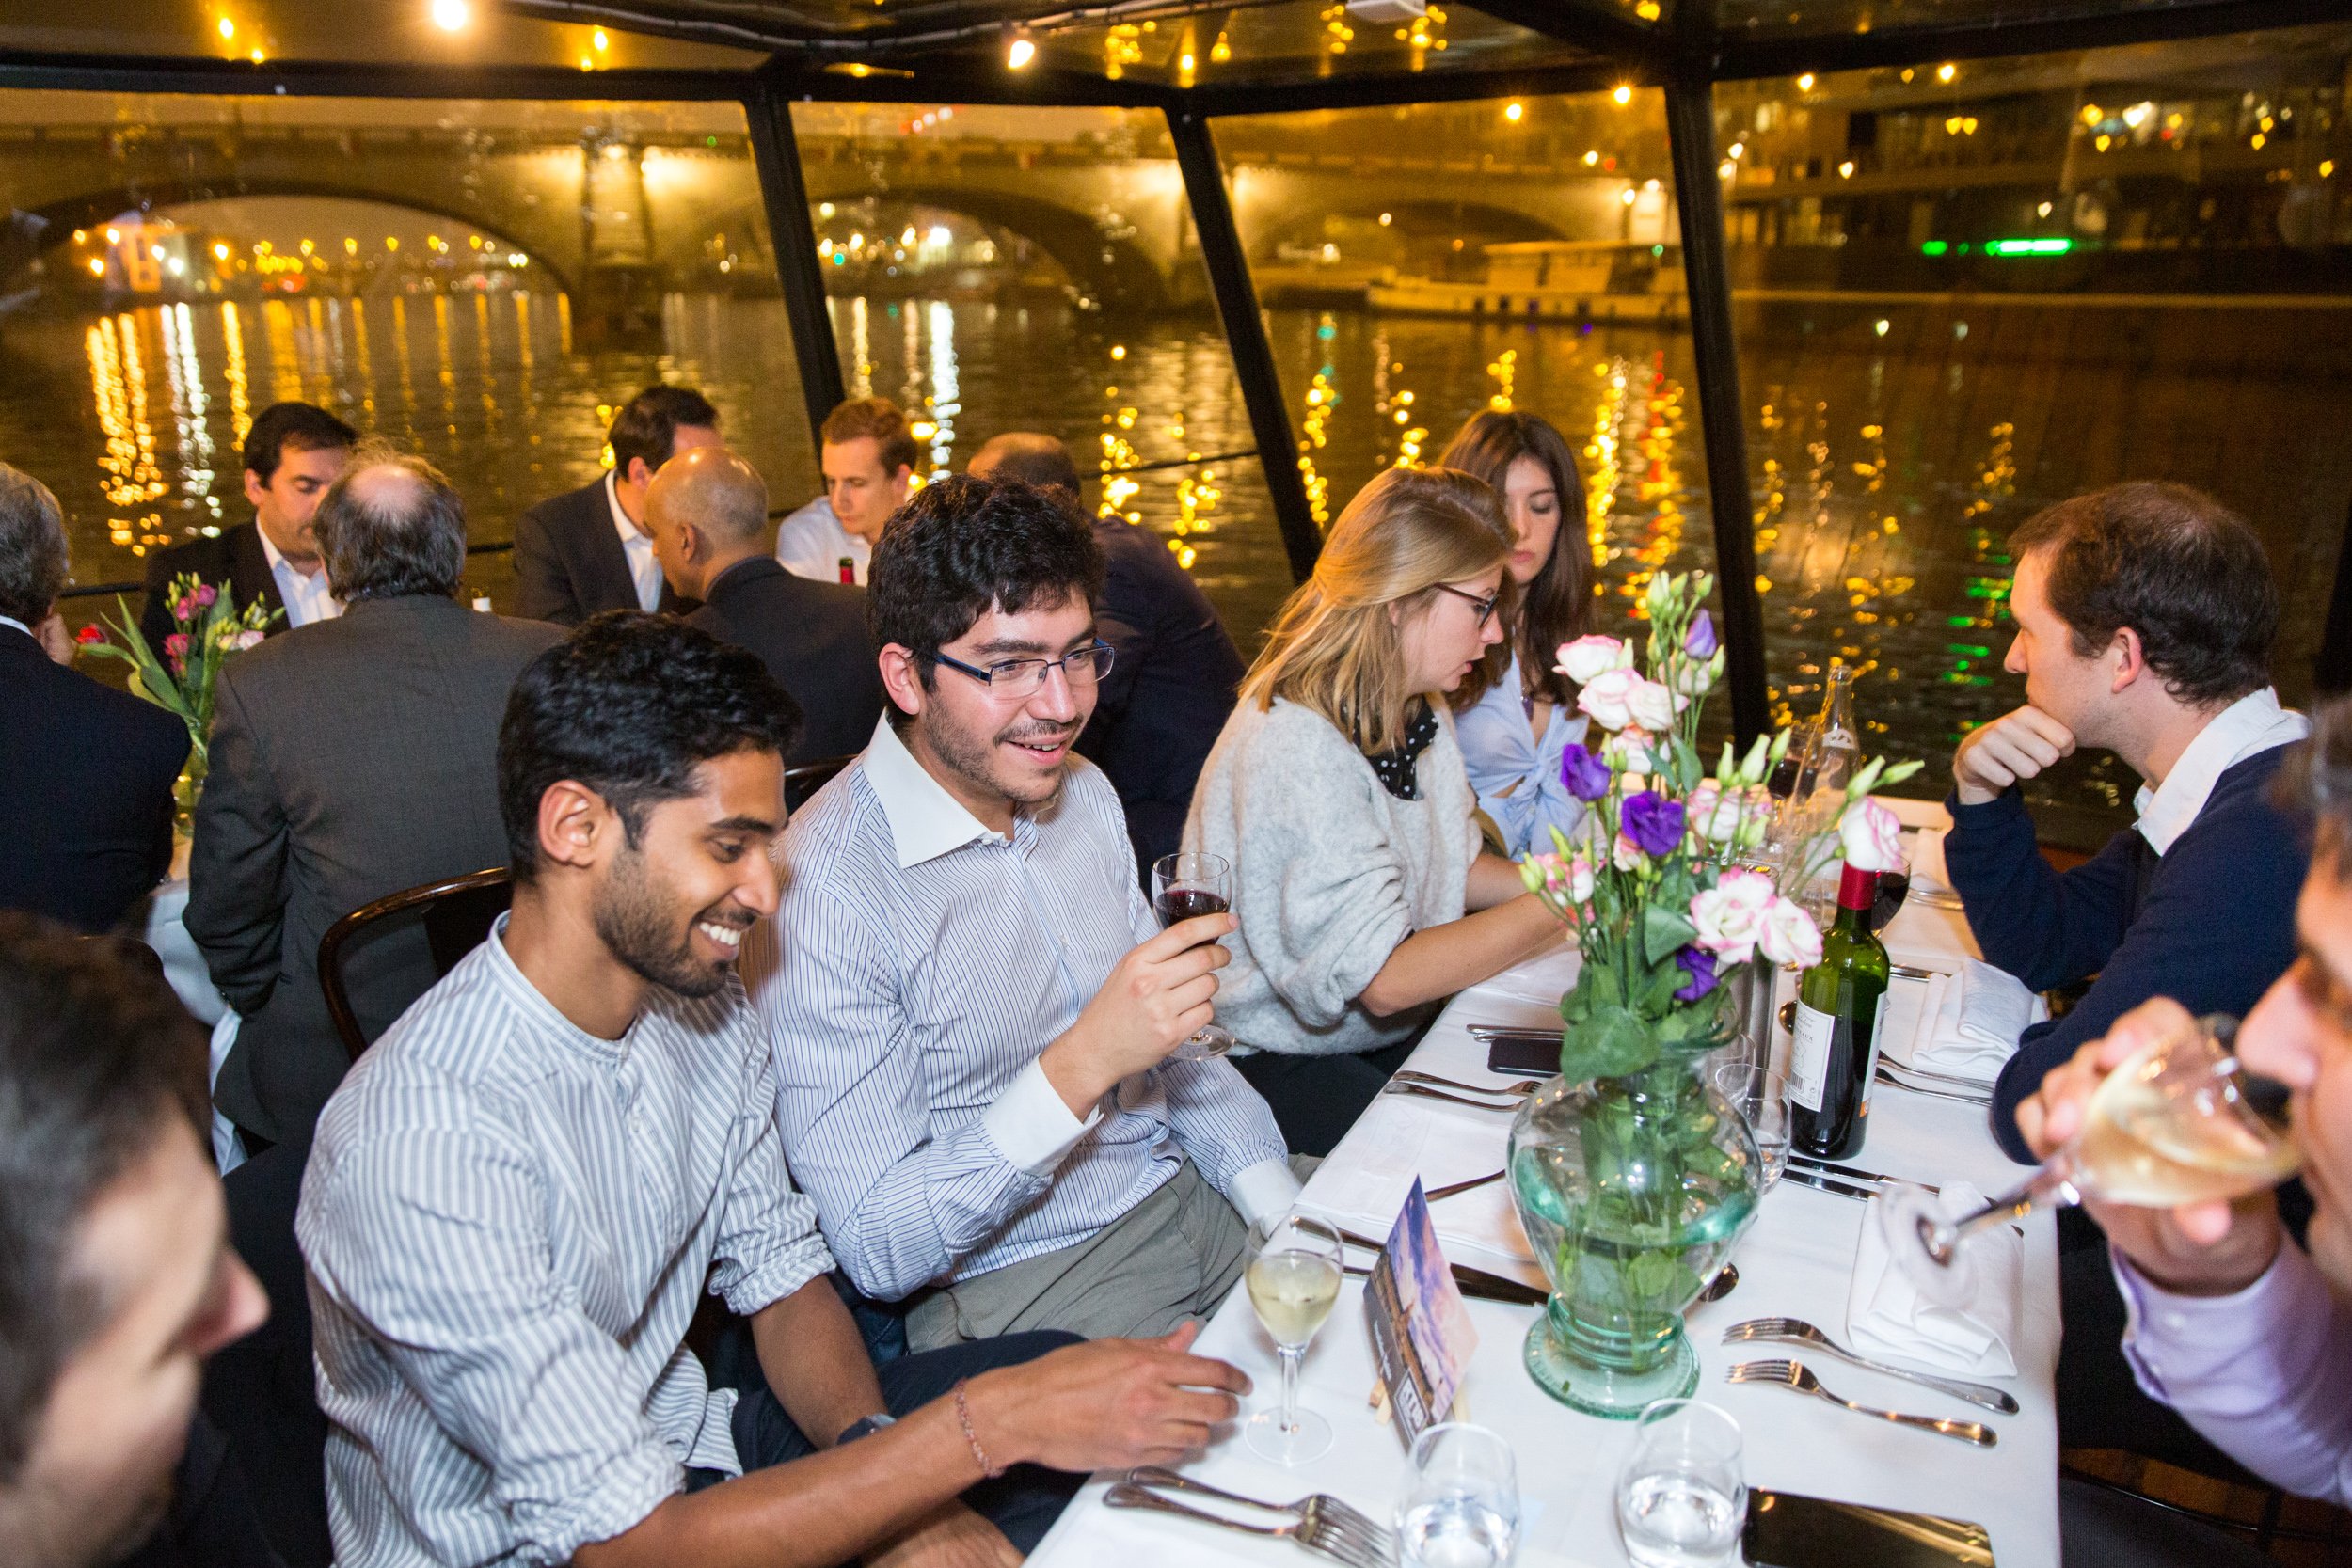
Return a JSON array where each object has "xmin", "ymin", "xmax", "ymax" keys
[{"xmin": 13, "ymin": 288, "xmax": 2347, "ymax": 832}]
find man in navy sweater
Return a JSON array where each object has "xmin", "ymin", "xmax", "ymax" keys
[{"xmin": 1947, "ymin": 481, "xmax": 2309, "ymax": 1165}]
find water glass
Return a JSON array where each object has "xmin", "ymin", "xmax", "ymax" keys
[
  {"xmin": 1396, "ymin": 1422, "xmax": 1519, "ymax": 1568},
  {"xmin": 1616, "ymin": 1400, "xmax": 1745, "ymax": 1568},
  {"xmin": 1712, "ymin": 1061, "xmax": 1790, "ymax": 1191}
]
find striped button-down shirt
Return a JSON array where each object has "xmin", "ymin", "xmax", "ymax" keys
[
  {"xmin": 297, "ymin": 918, "xmax": 832, "ymax": 1568},
  {"xmin": 746, "ymin": 716, "xmax": 1295, "ymax": 1302}
]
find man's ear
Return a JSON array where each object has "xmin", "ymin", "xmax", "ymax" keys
[
  {"xmin": 2109, "ymin": 625, "xmax": 2148, "ymax": 694},
  {"xmin": 624, "ymin": 456, "xmax": 655, "ymax": 491},
  {"xmin": 537, "ymin": 780, "xmax": 617, "ymax": 873},
  {"xmin": 243, "ymin": 468, "xmax": 269, "ymax": 511},
  {"xmin": 878, "ymin": 644, "xmax": 927, "ymax": 720}
]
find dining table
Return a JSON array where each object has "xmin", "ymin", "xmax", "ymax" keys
[{"xmin": 1027, "ymin": 799, "xmax": 2061, "ymax": 1567}]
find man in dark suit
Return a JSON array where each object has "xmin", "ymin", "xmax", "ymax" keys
[
  {"xmin": 968, "ymin": 433, "xmax": 1244, "ymax": 879},
  {"xmin": 187, "ymin": 444, "xmax": 562, "ymax": 1147},
  {"xmin": 0, "ymin": 463, "xmax": 190, "ymax": 933},
  {"xmin": 140, "ymin": 402, "xmax": 357, "ymax": 651},
  {"xmin": 645, "ymin": 445, "xmax": 884, "ymax": 764},
  {"xmin": 512, "ymin": 382, "xmax": 720, "ymax": 626}
]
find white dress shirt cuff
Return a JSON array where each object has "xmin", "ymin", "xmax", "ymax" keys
[
  {"xmin": 1227, "ymin": 1156, "xmax": 1304, "ymax": 1232},
  {"xmin": 981, "ymin": 1059, "xmax": 1103, "ymax": 1178}
]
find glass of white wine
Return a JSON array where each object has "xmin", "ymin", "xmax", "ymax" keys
[
  {"xmin": 1896, "ymin": 1013, "xmax": 2297, "ymax": 1285},
  {"xmin": 1243, "ymin": 1214, "xmax": 1344, "ymax": 1465}
]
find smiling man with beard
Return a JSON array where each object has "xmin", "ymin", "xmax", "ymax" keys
[
  {"xmin": 749, "ymin": 475, "xmax": 1297, "ymax": 1353},
  {"xmin": 295, "ymin": 614, "xmax": 1251, "ymax": 1568}
]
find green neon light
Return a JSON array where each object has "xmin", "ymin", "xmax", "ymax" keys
[
  {"xmin": 1920, "ymin": 240, "xmax": 1949, "ymax": 256},
  {"xmin": 1986, "ymin": 237, "xmax": 2074, "ymax": 256}
]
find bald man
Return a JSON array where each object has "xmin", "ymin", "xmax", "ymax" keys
[
  {"xmin": 648, "ymin": 447, "xmax": 884, "ymax": 766},
  {"xmin": 970, "ymin": 433, "xmax": 1243, "ymax": 879}
]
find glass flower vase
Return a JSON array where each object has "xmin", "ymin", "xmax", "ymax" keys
[
  {"xmin": 1506, "ymin": 1006, "xmax": 1763, "ymax": 1418},
  {"xmin": 172, "ymin": 739, "xmax": 208, "ymax": 835}
]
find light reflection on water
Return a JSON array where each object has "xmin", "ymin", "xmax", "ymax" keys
[{"xmin": 13, "ymin": 291, "xmax": 2345, "ymax": 828}]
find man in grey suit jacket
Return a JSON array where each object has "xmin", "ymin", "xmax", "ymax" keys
[{"xmin": 188, "ymin": 445, "xmax": 563, "ymax": 1146}]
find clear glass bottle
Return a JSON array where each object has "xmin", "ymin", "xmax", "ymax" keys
[{"xmin": 1802, "ymin": 662, "xmax": 1860, "ymax": 801}]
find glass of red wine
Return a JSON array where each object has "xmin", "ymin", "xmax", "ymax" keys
[
  {"xmin": 1151, "ymin": 851, "xmax": 1236, "ymax": 1061},
  {"xmin": 1869, "ymin": 867, "xmax": 1912, "ymax": 932}
]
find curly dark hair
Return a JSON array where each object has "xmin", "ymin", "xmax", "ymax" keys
[
  {"xmin": 2009, "ymin": 483, "xmax": 2277, "ymax": 708},
  {"xmin": 499, "ymin": 612, "xmax": 802, "ymax": 882},
  {"xmin": 0, "ymin": 913, "xmax": 208, "ymax": 1484},
  {"xmin": 866, "ymin": 473, "xmax": 1104, "ymax": 716}
]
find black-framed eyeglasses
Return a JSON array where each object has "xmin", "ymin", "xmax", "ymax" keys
[
  {"xmin": 930, "ymin": 641, "xmax": 1117, "ymax": 698},
  {"xmin": 1434, "ymin": 582, "xmax": 1501, "ymax": 628}
]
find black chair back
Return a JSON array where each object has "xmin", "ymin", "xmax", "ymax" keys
[
  {"xmin": 784, "ymin": 752, "xmax": 857, "ymax": 812},
  {"xmin": 316, "ymin": 868, "xmax": 512, "ymax": 1062}
]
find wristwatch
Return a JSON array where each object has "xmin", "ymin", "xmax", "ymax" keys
[{"xmin": 835, "ymin": 1412, "xmax": 898, "ymax": 1447}]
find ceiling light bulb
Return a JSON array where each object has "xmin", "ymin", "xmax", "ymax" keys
[
  {"xmin": 1613, "ymin": 84, "xmax": 1632, "ymax": 105},
  {"xmin": 1006, "ymin": 36, "xmax": 1035, "ymax": 69},
  {"xmin": 430, "ymin": 0, "xmax": 469, "ymax": 31}
]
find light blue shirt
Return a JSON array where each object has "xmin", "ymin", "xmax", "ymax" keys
[
  {"xmin": 1454, "ymin": 646, "xmax": 1592, "ymax": 858},
  {"xmin": 746, "ymin": 717, "xmax": 1295, "ymax": 1302}
]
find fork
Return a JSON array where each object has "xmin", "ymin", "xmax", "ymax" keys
[
  {"xmin": 1384, "ymin": 1081, "xmax": 1523, "ymax": 1111},
  {"xmin": 1722, "ymin": 1318, "xmax": 2019, "ymax": 1414},
  {"xmin": 1725, "ymin": 1359, "xmax": 1996, "ymax": 1447},
  {"xmin": 1392, "ymin": 1069, "xmax": 1540, "ymax": 1097},
  {"xmin": 1126, "ymin": 1466, "xmax": 1394, "ymax": 1561},
  {"xmin": 1104, "ymin": 1481, "xmax": 1390, "ymax": 1568}
]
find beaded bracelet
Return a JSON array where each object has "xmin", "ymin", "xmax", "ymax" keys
[{"xmin": 951, "ymin": 1379, "xmax": 1003, "ymax": 1479}]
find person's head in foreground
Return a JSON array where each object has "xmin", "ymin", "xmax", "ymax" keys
[
  {"xmin": 608, "ymin": 384, "xmax": 723, "ymax": 523},
  {"xmin": 821, "ymin": 396, "xmax": 919, "ymax": 546},
  {"xmin": 1437, "ymin": 410, "xmax": 1593, "ymax": 709},
  {"xmin": 867, "ymin": 471, "xmax": 1108, "ymax": 828},
  {"xmin": 242, "ymin": 401, "xmax": 358, "ymax": 570},
  {"xmin": 500, "ymin": 613, "xmax": 801, "ymax": 1026},
  {"xmin": 1957, "ymin": 482, "xmax": 2277, "ymax": 800},
  {"xmin": 644, "ymin": 446, "xmax": 771, "ymax": 602},
  {"xmin": 0, "ymin": 916, "xmax": 267, "ymax": 1568},
  {"xmin": 2026, "ymin": 691, "xmax": 2352, "ymax": 1297},
  {"xmin": 1241, "ymin": 464, "xmax": 1512, "ymax": 752},
  {"xmin": 310, "ymin": 443, "xmax": 472, "ymax": 604},
  {"xmin": 967, "ymin": 432, "xmax": 1083, "ymax": 502}
]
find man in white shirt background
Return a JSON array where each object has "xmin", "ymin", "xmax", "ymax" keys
[
  {"xmin": 139, "ymin": 401, "xmax": 356, "ymax": 650},
  {"xmin": 512, "ymin": 383, "xmax": 720, "ymax": 625},
  {"xmin": 773, "ymin": 396, "xmax": 916, "ymax": 587}
]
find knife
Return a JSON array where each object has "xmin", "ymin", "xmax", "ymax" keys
[
  {"xmin": 1332, "ymin": 1226, "xmax": 1548, "ymax": 1306},
  {"xmin": 1776, "ymin": 1166, "xmax": 1879, "ymax": 1203}
]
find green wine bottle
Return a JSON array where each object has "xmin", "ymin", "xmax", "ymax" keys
[{"xmin": 1788, "ymin": 862, "xmax": 1891, "ymax": 1159}]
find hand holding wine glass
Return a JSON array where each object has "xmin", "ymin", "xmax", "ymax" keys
[
  {"xmin": 2021, "ymin": 997, "xmax": 2286, "ymax": 1295},
  {"xmin": 1152, "ymin": 851, "xmax": 1238, "ymax": 1061}
]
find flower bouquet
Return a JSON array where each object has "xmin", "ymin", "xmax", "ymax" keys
[
  {"xmin": 1502, "ymin": 569, "xmax": 1918, "ymax": 1416},
  {"xmin": 78, "ymin": 573, "xmax": 278, "ymax": 823}
]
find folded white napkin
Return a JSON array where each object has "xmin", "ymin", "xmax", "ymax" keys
[
  {"xmin": 1302, "ymin": 1090, "xmax": 1540, "ymax": 1281},
  {"xmin": 1847, "ymin": 1181, "xmax": 2022, "ymax": 1378},
  {"xmin": 1883, "ymin": 958, "xmax": 2042, "ymax": 1086},
  {"xmin": 1907, "ymin": 825, "xmax": 1953, "ymax": 897}
]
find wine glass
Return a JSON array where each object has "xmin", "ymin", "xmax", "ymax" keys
[
  {"xmin": 1243, "ymin": 1214, "xmax": 1343, "ymax": 1465},
  {"xmin": 1893, "ymin": 1013, "xmax": 2296, "ymax": 1289},
  {"xmin": 1151, "ymin": 851, "xmax": 1236, "ymax": 1061},
  {"xmin": 1397, "ymin": 1422, "xmax": 1519, "ymax": 1568},
  {"xmin": 1712, "ymin": 1061, "xmax": 1789, "ymax": 1191}
]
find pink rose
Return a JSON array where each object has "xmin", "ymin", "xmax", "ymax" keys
[
  {"xmin": 1556, "ymin": 634, "xmax": 1632, "ymax": 686},
  {"xmin": 1564, "ymin": 854, "xmax": 1596, "ymax": 904},
  {"xmin": 1602, "ymin": 725, "xmax": 1655, "ymax": 773},
  {"xmin": 230, "ymin": 629, "xmax": 265, "ymax": 652},
  {"xmin": 192, "ymin": 583, "xmax": 218, "ymax": 610},
  {"xmin": 1757, "ymin": 895, "xmax": 1824, "ymax": 969},
  {"xmin": 1685, "ymin": 779, "xmax": 1743, "ymax": 847},
  {"xmin": 1624, "ymin": 674, "xmax": 1678, "ymax": 734},
  {"xmin": 1839, "ymin": 797, "xmax": 1907, "ymax": 874},
  {"xmin": 1577, "ymin": 666, "xmax": 1642, "ymax": 730},
  {"xmin": 1613, "ymin": 832, "xmax": 1646, "ymax": 873},
  {"xmin": 1688, "ymin": 868, "xmax": 1775, "ymax": 965}
]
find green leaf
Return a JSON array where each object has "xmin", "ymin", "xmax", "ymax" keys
[
  {"xmin": 1638, "ymin": 961, "xmax": 1683, "ymax": 1015},
  {"xmin": 1641, "ymin": 904, "xmax": 1697, "ymax": 966},
  {"xmin": 1560, "ymin": 1003, "xmax": 1657, "ymax": 1082}
]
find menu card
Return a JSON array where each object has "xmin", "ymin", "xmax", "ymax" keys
[{"xmin": 1363, "ymin": 1178, "xmax": 1480, "ymax": 1446}]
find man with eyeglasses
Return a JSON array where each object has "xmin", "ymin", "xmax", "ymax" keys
[{"xmin": 745, "ymin": 474, "xmax": 1297, "ymax": 1350}]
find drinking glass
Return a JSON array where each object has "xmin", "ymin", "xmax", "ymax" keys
[
  {"xmin": 1396, "ymin": 1422, "xmax": 1519, "ymax": 1568},
  {"xmin": 1616, "ymin": 1400, "xmax": 1745, "ymax": 1568},
  {"xmin": 1895, "ymin": 1012, "xmax": 2297, "ymax": 1283},
  {"xmin": 1150, "ymin": 850, "xmax": 1236, "ymax": 1061},
  {"xmin": 1242, "ymin": 1214, "xmax": 1343, "ymax": 1465},
  {"xmin": 1712, "ymin": 1061, "xmax": 1789, "ymax": 1191}
]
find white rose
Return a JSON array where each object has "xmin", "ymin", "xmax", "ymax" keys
[
  {"xmin": 1556, "ymin": 634, "xmax": 1632, "ymax": 686},
  {"xmin": 1565, "ymin": 855, "xmax": 1597, "ymax": 903},
  {"xmin": 1686, "ymin": 780, "xmax": 1742, "ymax": 847},
  {"xmin": 1688, "ymin": 868, "xmax": 1775, "ymax": 965},
  {"xmin": 1578, "ymin": 667, "xmax": 1642, "ymax": 731},
  {"xmin": 1756, "ymin": 895, "xmax": 1824, "ymax": 969},
  {"xmin": 1613, "ymin": 832, "xmax": 1646, "ymax": 872},
  {"xmin": 1624, "ymin": 675, "xmax": 1678, "ymax": 734},
  {"xmin": 1838, "ymin": 797, "xmax": 1908, "ymax": 875}
]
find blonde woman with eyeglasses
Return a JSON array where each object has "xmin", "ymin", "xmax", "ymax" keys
[{"xmin": 1183, "ymin": 467, "xmax": 1565, "ymax": 1154}]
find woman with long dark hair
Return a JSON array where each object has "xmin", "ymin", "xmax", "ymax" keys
[{"xmin": 1438, "ymin": 410, "xmax": 1599, "ymax": 858}]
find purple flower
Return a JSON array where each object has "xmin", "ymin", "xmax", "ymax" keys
[
  {"xmin": 1559, "ymin": 741, "xmax": 1612, "ymax": 802},
  {"xmin": 1673, "ymin": 945, "xmax": 1721, "ymax": 1003},
  {"xmin": 1684, "ymin": 609, "xmax": 1718, "ymax": 659},
  {"xmin": 1620, "ymin": 789, "xmax": 1686, "ymax": 859}
]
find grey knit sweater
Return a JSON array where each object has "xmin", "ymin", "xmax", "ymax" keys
[{"xmin": 1184, "ymin": 695, "xmax": 1480, "ymax": 1058}]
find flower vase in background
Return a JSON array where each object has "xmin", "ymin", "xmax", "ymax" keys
[
  {"xmin": 77, "ymin": 573, "xmax": 277, "ymax": 830},
  {"xmin": 1510, "ymin": 570, "xmax": 1920, "ymax": 1416}
]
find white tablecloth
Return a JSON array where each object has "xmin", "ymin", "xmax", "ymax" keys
[
  {"xmin": 141, "ymin": 839, "xmax": 245, "ymax": 1169},
  {"xmin": 1029, "ymin": 825, "xmax": 2058, "ymax": 1568}
]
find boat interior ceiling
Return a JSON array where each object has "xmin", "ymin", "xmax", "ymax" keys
[{"xmin": 0, "ymin": 0, "xmax": 2337, "ymax": 95}]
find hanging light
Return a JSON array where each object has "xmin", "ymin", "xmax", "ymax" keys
[
  {"xmin": 1006, "ymin": 35, "xmax": 1036, "ymax": 69},
  {"xmin": 429, "ymin": 0, "xmax": 469, "ymax": 31}
]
